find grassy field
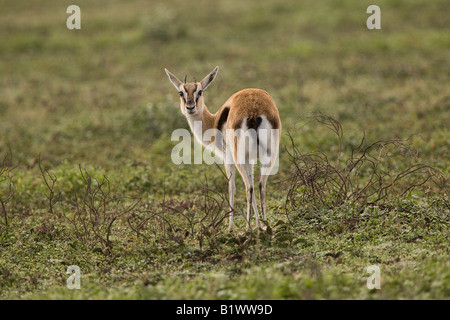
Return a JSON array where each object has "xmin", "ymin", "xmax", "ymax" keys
[{"xmin": 0, "ymin": 0, "xmax": 449, "ymax": 299}]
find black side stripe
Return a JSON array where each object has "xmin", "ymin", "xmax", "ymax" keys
[{"xmin": 216, "ymin": 107, "xmax": 230, "ymax": 131}]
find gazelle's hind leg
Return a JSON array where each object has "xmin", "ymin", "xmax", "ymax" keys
[
  {"xmin": 225, "ymin": 162, "xmax": 236, "ymax": 232},
  {"xmin": 259, "ymin": 165, "xmax": 276, "ymax": 221},
  {"xmin": 258, "ymin": 127, "xmax": 280, "ymax": 222},
  {"xmin": 234, "ymin": 162, "xmax": 261, "ymax": 230},
  {"xmin": 259, "ymin": 174, "xmax": 269, "ymax": 221},
  {"xmin": 248, "ymin": 164, "xmax": 260, "ymax": 228}
]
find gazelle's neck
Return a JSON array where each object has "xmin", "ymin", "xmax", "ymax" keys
[{"xmin": 186, "ymin": 103, "xmax": 216, "ymax": 146}]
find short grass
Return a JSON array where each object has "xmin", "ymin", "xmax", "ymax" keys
[{"xmin": 0, "ymin": 0, "xmax": 448, "ymax": 299}]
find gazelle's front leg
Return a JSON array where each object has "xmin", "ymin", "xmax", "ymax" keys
[{"xmin": 225, "ymin": 163, "xmax": 236, "ymax": 232}]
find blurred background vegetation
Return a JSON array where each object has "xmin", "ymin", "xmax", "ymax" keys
[
  {"xmin": 1, "ymin": 0, "xmax": 448, "ymax": 172},
  {"xmin": 0, "ymin": 0, "xmax": 448, "ymax": 299}
]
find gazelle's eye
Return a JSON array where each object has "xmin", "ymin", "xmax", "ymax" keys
[
  {"xmin": 196, "ymin": 90, "xmax": 202, "ymax": 102},
  {"xmin": 179, "ymin": 91, "xmax": 184, "ymax": 97}
]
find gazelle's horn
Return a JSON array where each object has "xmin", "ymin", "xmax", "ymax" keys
[{"xmin": 184, "ymin": 75, "xmax": 187, "ymax": 84}]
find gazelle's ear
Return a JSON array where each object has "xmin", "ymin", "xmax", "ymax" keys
[
  {"xmin": 200, "ymin": 66, "xmax": 219, "ymax": 91},
  {"xmin": 165, "ymin": 68, "xmax": 183, "ymax": 90}
]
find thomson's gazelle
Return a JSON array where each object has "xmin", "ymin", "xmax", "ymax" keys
[{"xmin": 165, "ymin": 66, "xmax": 281, "ymax": 232}]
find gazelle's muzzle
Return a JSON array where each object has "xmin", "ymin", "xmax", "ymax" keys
[{"xmin": 186, "ymin": 99, "xmax": 196, "ymax": 113}]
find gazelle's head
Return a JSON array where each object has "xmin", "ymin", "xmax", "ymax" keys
[{"xmin": 165, "ymin": 66, "xmax": 219, "ymax": 116}]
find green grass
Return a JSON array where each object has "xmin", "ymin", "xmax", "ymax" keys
[{"xmin": 0, "ymin": 0, "xmax": 449, "ymax": 299}]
